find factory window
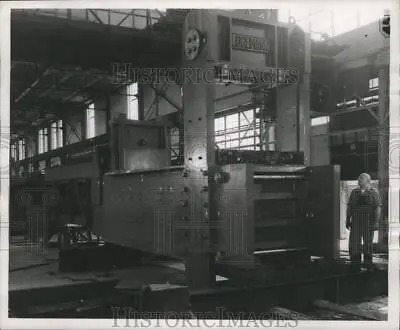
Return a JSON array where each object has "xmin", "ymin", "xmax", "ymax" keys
[
  {"xmin": 10, "ymin": 143, "xmax": 17, "ymax": 161},
  {"xmin": 169, "ymin": 127, "xmax": 181, "ymax": 163},
  {"xmin": 18, "ymin": 139, "xmax": 25, "ymax": 160},
  {"xmin": 127, "ymin": 83, "xmax": 139, "ymax": 120},
  {"xmin": 311, "ymin": 116, "xmax": 330, "ymax": 126},
  {"xmin": 215, "ymin": 108, "xmax": 261, "ymax": 150},
  {"xmin": 26, "ymin": 137, "xmax": 36, "ymax": 158},
  {"xmin": 86, "ymin": 103, "xmax": 95, "ymax": 139},
  {"xmin": 51, "ymin": 120, "xmax": 63, "ymax": 150},
  {"xmin": 369, "ymin": 77, "xmax": 379, "ymax": 91},
  {"xmin": 57, "ymin": 120, "xmax": 64, "ymax": 147},
  {"xmin": 266, "ymin": 123, "xmax": 277, "ymax": 151},
  {"xmin": 38, "ymin": 128, "xmax": 48, "ymax": 154}
]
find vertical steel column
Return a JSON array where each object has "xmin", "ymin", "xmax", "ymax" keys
[
  {"xmin": 303, "ymin": 29, "xmax": 312, "ymax": 166},
  {"xmin": 105, "ymin": 96, "xmax": 111, "ymax": 134},
  {"xmin": 181, "ymin": 10, "xmax": 217, "ymax": 289},
  {"xmin": 378, "ymin": 65, "xmax": 389, "ymax": 245}
]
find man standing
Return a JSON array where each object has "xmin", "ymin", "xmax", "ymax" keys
[{"xmin": 346, "ymin": 173, "xmax": 381, "ymax": 268}]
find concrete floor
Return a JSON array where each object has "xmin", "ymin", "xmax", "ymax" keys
[
  {"xmin": 339, "ymin": 237, "xmax": 388, "ymax": 269},
  {"xmin": 8, "ymin": 236, "xmax": 389, "ymax": 320},
  {"xmin": 9, "ymin": 237, "xmax": 388, "ymax": 291}
]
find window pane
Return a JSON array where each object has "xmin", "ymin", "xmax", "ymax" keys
[
  {"xmin": 215, "ymin": 117, "xmax": 225, "ymax": 132},
  {"xmin": 86, "ymin": 104, "xmax": 95, "ymax": 139},
  {"xmin": 241, "ymin": 138, "xmax": 254, "ymax": 146},
  {"xmin": 240, "ymin": 110, "xmax": 254, "ymax": 124},
  {"xmin": 240, "ymin": 130, "xmax": 252, "ymax": 138},
  {"xmin": 214, "ymin": 107, "xmax": 261, "ymax": 151},
  {"xmin": 226, "ymin": 132, "xmax": 239, "ymax": 141},
  {"xmin": 127, "ymin": 83, "xmax": 139, "ymax": 120},
  {"xmin": 58, "ymin": 121, "xmax": 64, "ymax": 148},
  {"xmin": 311, "ymin": 116, "xmax": 330, "ymax": 126},
  {"xmin": 225, "ymin": 114, "xmax": 239, "ymax": 130},
  {"xmin": 230, "ymin": 140, "xmax": 240, "ymax": 148},
  {"xmin": 51, "ymin": 122, "xmax": 57, "ymax": 150},
  {"xmin": 245, "ymin": 110, "xmax": 254, "ymax": 122}
]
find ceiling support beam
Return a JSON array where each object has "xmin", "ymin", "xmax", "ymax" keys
[
  {"xmin": 62, "ymin": 76, "xmax": 103, "ymax": 102},
  {"xmin": 148, "ymin": 83, "xmax": 183, "ymax": 113},
  {"xmin": 37, "ymin": 72, "xmax": 75, "ymax": 99},
  {"xmin": 14, "ymin": 67, "xmax": 52, "ymax": 103}
]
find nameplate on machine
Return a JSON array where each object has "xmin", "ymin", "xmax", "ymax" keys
[{"xmin": 231, "ymin": 33, "xmax": 271, "ymax": 54}]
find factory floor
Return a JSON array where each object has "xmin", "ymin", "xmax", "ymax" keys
[
  {"xmin": 339, "ymin": 237, "xmax": 388, "ymax": 270},
  {"xmin": 8, "ymin": 235, "xmax": 389, "ymax": 319},
  {"xmin": 9, "ymin": 236, "xmax": 389, "ymax": 287}
]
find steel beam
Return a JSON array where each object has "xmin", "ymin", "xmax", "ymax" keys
[
  {"xmin": 88, "ymin": 10, "xmax": 104, "ymax": 24},
  {"xmin": 181, "ymin": 10, "xmax": 218, "ymax": 289},
  {"xmin": 116, "ymin": 11, "xmax": 131, "ymax": 27},
  {"xmin": 377, "ymin": 66, "xmax": 389, "ymax": 246},
  {"xmin": 37, "ymin": 72, "xmax": 75, "ymax": 99},
  {"xmin": 148, "ymin": 83, "xmax": 183, "ymax": 113},
  {"xmin": 14, "ymin": 67, "xmax": 52, "ymax": 103},
  {"xmin": 61, "ymin": 76, "xmax": 103, "ymax": 102},
  {"xmin": 144, "ymin": 81, "xmax": 168, "ymax": 119},
  {"xmin": 190, "ymin": 267, "xmax": 387, "ymax": 314},
  {"xmin": 11, "ymin": 12, "xmax": 181, "ymax": 71}
]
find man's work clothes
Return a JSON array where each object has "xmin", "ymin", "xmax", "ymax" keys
[{"xmin": 347, "ymin": 187, "xmax": 381, "ymax": 263}]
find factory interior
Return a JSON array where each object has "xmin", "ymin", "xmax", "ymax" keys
[{"xmin": 8, "ymin": 8, "xmax": 391, "ymax": 320}]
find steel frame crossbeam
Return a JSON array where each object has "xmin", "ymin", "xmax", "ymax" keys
[
  {"xmin": 144, "ymin": 81, "xmax": 168, "ymax": 119},
  {"xmin": 148, "ymin": 83, "xmax": 183, "ymax": 113},
  {"xmin": 14, "ymin": 67, "xmax": 52, "ymax": 104}
]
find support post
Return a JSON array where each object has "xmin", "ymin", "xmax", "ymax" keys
[
  {"xmin": 378, "ymin": 65, "xmax": 389, "ymax": 247},
  {"xmin": 181, "ymin": 10, "xmax": 217, "ymax": 289},
  {"xmin": 276, "ymin": 28, "xmax": 311, "ymax": 165}
]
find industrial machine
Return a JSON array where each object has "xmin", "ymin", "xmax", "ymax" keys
[
  {"xmin": 92, "ymin": 10, "xmax": 342, "ymax": 289},
  {"xmin": 93, "ymin": 118, "xmax": 341, "ymax": 266},
  {"xmin": 9, "ymin": 9, "xmax": 387, "ymax": 317}
]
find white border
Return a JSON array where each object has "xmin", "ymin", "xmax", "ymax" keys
[{"xmin": 0, "ymin": 1, "xmax": 399, "ymax": 329}]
